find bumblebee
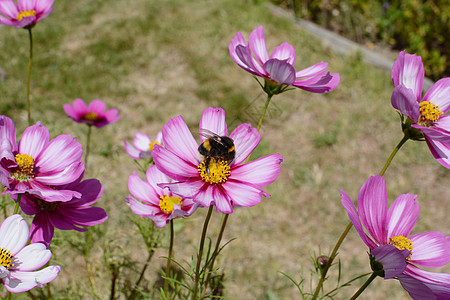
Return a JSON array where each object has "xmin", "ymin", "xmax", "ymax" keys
[{"xmin": 198, "ymin": 129, "xmax": 235, "ymax": 173}]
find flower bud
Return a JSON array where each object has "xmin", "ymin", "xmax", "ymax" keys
[{"xmin": 317, "ymin": 255, "xmax": 329, "ymax": 269}]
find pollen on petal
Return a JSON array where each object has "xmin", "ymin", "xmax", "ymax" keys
[
  {"xmin": 390, "ymin": 235, "xmax": 413, "ymax": 259},
  {"xmin": 17, "ymin": 10, "xmax": 36, "ymax": 21},
  {"xmin": 0, "ymin": 248, "xmax": 14, "ymax": 270},
  {"xmin": 82, "ymin": 112, "xmax": 99, "ymax": 122},
  {"xmin": 149, "ymin": 141, "xmax": 160, "ymax": 151},
  {"xmin": 418, "ymin": 101, "xmax": 443, "ymax": 126},
  {"xmin": 13, "ymin": 154, "xmax": 35, "ymax": 180},
  {"xmin": 198, "ymin": 157, "xmax": 231, "ymax": 185},
  {"xmin": 159, "ymin": 194, "xmax": 183, "ymax": 214}
]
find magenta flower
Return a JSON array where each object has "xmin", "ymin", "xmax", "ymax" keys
[
  {"xmin": 63, "ymin": 98, "xmax": 120, "ymax": 128},
  {"xmin": 20, "ymin": 177, "xmax": 108, "ymax": 247},
  {"xmin": 124, "ymin": 131, "xmax": 163, "ymax": 160},
  {"xmin": 341, "ymin": 175, "xmax": 450, "ymax": 299},
  {"xmin": 152, "ymin": 107, "xmax": 283, "ymax": 214},
  {"xmin": 0, "ymin": 115, "xmax": 84, "ymax": 201},
  {"xmin": 0, "ymin": 0, "xmax": 54, "ymax": 28},
  {"xmin": 391, "ymin": 50, "xmax": 450, "ymax": 168},
  {"xmin": 229, "ymin": 25, "xmax": 340, "ymax": 95},
  {"xmin": 0, "ymin": 214, "xmax": 60, "ymax": 293},
  {"xmin": 126, "ymin": 165, "xmax": 199, "ymax": 228}
]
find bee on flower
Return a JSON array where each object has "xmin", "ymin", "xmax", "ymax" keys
[{"xmin": 152, "ymin": 107, "xmax": 283, "ymax": 213}]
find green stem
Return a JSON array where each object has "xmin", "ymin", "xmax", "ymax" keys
[
  {"xmin": 192, "ymin": 206, "xmax": 214, "ymax": 300},
  {"xmin": 311, "ymin": 222, "xmax": 353, "ymax": 299},
  {"xmin": 129, "ymin": 249, "xmax": 155, "ymax": 300},
  {"xmin": 349, "ymin": 272, "xmax": 378, "ymax": 300},
  {"xmin": 26, "ymin": 27, "xmax": 33, "ymax": 125},
  {"xmin": 13, "ymin": 194, "xmax": 22, "ymax": 215},
  {"xmin": 379, "ymin": 134, "xmax": 409, "ymax": 176},
  {"xmin": 195, "ymin": 94, "xmax": 272, "ymax": 297},
  {"xmin": 311, "ymin": 134, "xmax": 409, "ymax": 300},
  {"xmin": 200, "ymin": 213, "xmax": 229, "ymax": 298},
  {"xmin": 256, "ymin": 94, "xmax": 273, "ymax": 132},
  {"xmin": 84, "ymin": 230, "xmax": 98, "ymax": 297},
  {"xmin": 85, "ymin": 125, "xmax": 92, "ymax": 169},
  {"xmin": 164, "ymin": 220, "xmax": 174, "ymax": 295}
]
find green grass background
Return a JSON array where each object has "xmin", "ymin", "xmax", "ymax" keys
[{"xmin": 1, "ymin": 0, "xmax": 449, "ymax": 299}]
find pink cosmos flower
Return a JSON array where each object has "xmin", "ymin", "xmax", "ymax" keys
[
  {"xmin": 124, "ymin": 131, "xmax": 163, "ymax": 160},
  {"xmin": 0, "ymin": 0, "xmax": 54, "ymax": 28},
  {"xmin": 0, "ymin": 214, "xmax": 60, "ymax": 293},
  {"xmin": 229, "ymin": 25, "xmax": 340, "ymax": 94},
  {"xmin": 341, "ymin": 175, "xmax": 450, "ymax": 299},
  {"xmin": 20, "ymin": 177, "xmax": 108, "ymax": 247},
  {"xmin": 152, "ymin": 107, "xmax": 283, "ymax": 214},
  {"xmin": 391, "ymin": 50, "xmax": 450, "ymax": 168},
  {"xmin": 0, "ymin": 115, "xmax": 84, "ymax": 202},
  {"xmin": 63, "ymin": 98, "xmax": 120, "ymax": 128},
  {"xmin": 126, "ymin": 165, "xmax": 199, "ymax": 228}
]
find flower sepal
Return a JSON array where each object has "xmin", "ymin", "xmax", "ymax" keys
[
  {"xmin": 369, "ymin": 253, "xmax": 385, "ymax": 278},
  {"xmin": 400, "ymin": 113, "xmax": 424, "ymax": 141},
  {"xmin": 370, "ymin": 245, "xmax": 410, "ymax": 279},
  {"xmin": 262, "ymin": 78, "xmax": 291, "ymax": 96}
]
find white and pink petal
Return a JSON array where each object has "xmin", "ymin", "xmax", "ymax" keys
[
  {"xmin": 128, "ymin": 171, "xmax": 160, "ymax": 205},
  {"xmin": 153, "ymin": 145, "xmax": 199, "ymax": 181},
  {"xmin": 248, "ymin": 25, "xmax": 269, "ymax": 65},
  {"xmin": 161, "ymin": 116, "xmax": 199, "ymax": 166},
  {"xmin": 199, "ymin": 107, "xmax": 227, "ymax": 140},
  {"xmin": 263, "ymin": 59, "xmax": 296, "ymax": 85},
  {"xmin": 35, "ymin": 134, "xmax": 83, "ymax": 173},
  {"xmin": 127, "ymin": 196, "xmax": 161, "ymax": 218},
  {"xmin": 340, "ymin": 190, "xmax": 378, "ymax": 249},
  {"xmin": 230, "ymin": 154, "xmax": 282, "ymax": 186},
  {"xmin": 409, "ymin": 231, "xmax": 450, "ymax": 268},
  {"xmin": 222, "ymin": 180, "xmax": 267, "ymax": 208},
  {"xmin": 392, "ymin": 51, "xmax": 424, "ymax": 101},
  {"xmin": 13, "ymin": 243, "xmax": 51, "ymax": 272},
  {"xmin": 423, "ymin": 78, "xmax": 450, "ymax": 113},
  {"xmin": 229, "ymin": 123, "xmax": 261, "ymax": 165},
  {"xmin": 270, "ymin": 42, "xmax": 296, "ymax": 66},
  {"xmin": 5, "ymin": 266, "xmax": 60, "ymax": 293},
  {"xmin": 386, "ymin": 193, "xmax": 419, "ymax": 238},
  {"xmin": 0, "ymin": 215, "xmax": 29, "ymax": 255},
  {"xmin": 19, "ymin": 122, "xmax": 49, "ymax": 159},
  {"xmin": 357, "ymin": 175, "xmax": 388, "ymax": 245},
  {"xmin": 424, "ymin": 138, "xmax": 450, "ymax": 169}
]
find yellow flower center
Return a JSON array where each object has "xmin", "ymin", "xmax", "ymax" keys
[
  {"xmin": 14, "ymin": 154, "xmax": 35, "ymax": 180},
  {"xmin": 17, "ymin": 10, "xmax": 36, "ymax": 21},
  {"xmin": 418, "ymin": 101, "xmax": 443, "ymax": 127},
  {"xmin": 390, "ymin": 235, "xmax": 413, "ymax": 259},
  {"xmin": 83, "ymin": 112, "xmax": 99, "ymax": 122},
  {"xmin": 198, "ymin": 157, "xmax": 231, "ymax": 185},
  {"xmin": 159, "ymin": 194, "xmax": 183, "ymax": 215},
  {"xmin": 148, "ymin": 141, "xmax": 160, "ymax": 152},
  {"xmin": 0, "ymin": 248, "xmax": 14, "ymax": 270}
]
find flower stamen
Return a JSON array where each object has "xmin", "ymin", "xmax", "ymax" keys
[
  {"xmin": 418, "ymin": 101, "xmax": 443, "ymax": 127},
  {"xmin": 159, "ymin": 194, "xmax": 183, "ymax": 214},
  {"xmin": 0, "ymin": 248, "xmax": 14, "ymax": 270},
  {"xmin": 83, "ymin": 112, "xmax": 99, "ymax": 122},
  {"xmin": 17, "ymin": 10, "xmax": 36, "ymax": 21},
  {"xmin": 390, "ymin": 235, "xmax": 413, "ymax": 259},
  {"xmin": 198, "ymin": 157, "xmax": 231, "ymax": 184},
  {"xmin": 14, "ymin": 154, "xmax": 35, "ymax": 180},
  {"xmin": 149, "ymin": 141, "xmax": 160, "ymax": 152}
]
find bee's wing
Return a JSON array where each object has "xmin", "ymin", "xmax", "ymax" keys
[{"xmin": 199, "ymin": 128, "xmax": 220, "ymax": 142}]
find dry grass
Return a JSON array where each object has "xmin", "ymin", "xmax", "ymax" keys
[{"xmin": 1, "ymin": 0, "xmax": 449, "ymax": 299}]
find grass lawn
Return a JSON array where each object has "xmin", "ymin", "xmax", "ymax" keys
[{"xmin": 1, "ymin": 0, "xmax": 449, "ymax": 299}]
